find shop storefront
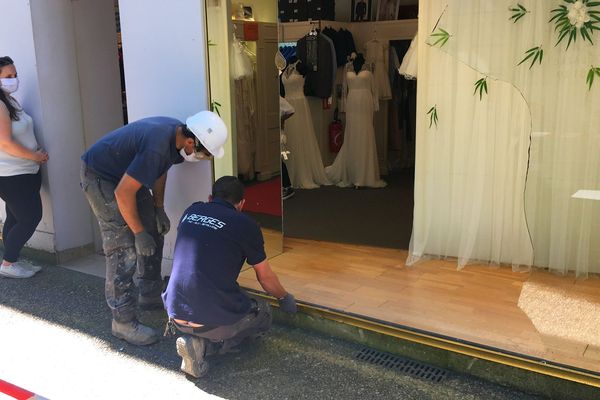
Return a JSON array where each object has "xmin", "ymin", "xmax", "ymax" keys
[
  {"xmin": 2, "ymin": 0, "xmax": 599, "ymax": 394},
  {"xmin": 205, "ymin": 0, "xmax": 600, "ymax": 391}
]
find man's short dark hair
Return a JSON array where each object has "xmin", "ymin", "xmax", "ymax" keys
[{"xmin": 212, "ymin": 176, "xmax": 244, "ymax": 205}]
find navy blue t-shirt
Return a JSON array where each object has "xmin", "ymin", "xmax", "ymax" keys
[
  {"xmin": 162, "ymin": 199, "xmax": 267, "ymax": 326},
  {"xmin": 81, "ymin": 117, "xmax": 183, "ymax": 187}
]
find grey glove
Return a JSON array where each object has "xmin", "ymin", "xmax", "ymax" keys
[
  {"xmin": 135, "ymin": 231, "xmax": 156, "ymax": 256},
  {"xmin": 155, "ymin": 207, "xmax": 170, "ymax": 236},
  {"xmin": 278, "ymin": 293, "xmax": 297, "ymax": 314}
]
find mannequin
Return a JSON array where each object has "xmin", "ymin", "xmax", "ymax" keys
[
  {"xmin": 281, "ymin": 59, "xmax": 330, "ymax": 189},
  {"xmin": 326, "ymin": 53, "xmax": 386, "ymax": 188},
  {"xmin": 353, "ymin": 53, "xmax": 366, "ymax": 74}
]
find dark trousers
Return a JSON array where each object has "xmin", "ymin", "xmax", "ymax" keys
[
  {"xmin": 282, "ymin": 162, "xmax": 291, "ymax": 189},
  {"xmin": 0, "ymin": 171, "xmax": 42, "ymax": 263},
  {"xmin": 80, "ymin": 164, "xmax": 163, "ymax": 322},
  {"xmin": 174, "ymin": 298, "xmax": 272, "ymax": 351}
]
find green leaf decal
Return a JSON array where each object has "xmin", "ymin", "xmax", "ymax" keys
[
  {"xmin": 587, "ymin": 66, "xmax": 600, "ymax": 89},
  {"xmin": 429, "ymin": 28, "xmax": 451, "ymax": 48},
  {"xmin": 427, "ymin": 105, "xmax": 439, "ymax": 128},
  {"xmin": 509, "ymin": 4, "xmax": 529, "ymax": 23},
  {"xmin": 518, "ymin": 46, "xmax": 544, "ymax": 69},
  {"xmin": 474, "ymin": 78, "xmax": 489, "ymax": 100},
  {"xmin": 210, "ymin": 100, "xmax": 222, "ymax": 116}
]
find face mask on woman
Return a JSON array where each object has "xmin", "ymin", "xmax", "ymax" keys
[{"xmin": 0, "ymin": 77, "xmax": 18, "ymax": 94}]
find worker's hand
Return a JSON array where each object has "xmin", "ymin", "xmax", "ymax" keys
[
  {"xmin": 155, "ymin": 207, "xmax": 170, "ymax": 236},
  {"xmin": 278, "ymin": 293, "xmax": 297, "ymax": 314},
  {"xmin": 134, "ymin": 231, "xmax": 156, "ymax": 256}
]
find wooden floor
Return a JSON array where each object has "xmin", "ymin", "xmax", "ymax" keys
[{"xmin": 238, "ymin": 237, "xmax": 600, "ymax": 374}]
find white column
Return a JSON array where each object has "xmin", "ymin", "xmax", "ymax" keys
[
  {"xmin": 0, "ymin": 0, "xmax": 123, "ymax": 262},
  {"xmin": 118, "ymin": 0, "xmax": 213, "ymax": 273}
]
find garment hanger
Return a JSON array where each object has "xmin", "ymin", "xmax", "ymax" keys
[
  {"xmin": 370, "ymin": 26, "xmax": 379, "ymax": 42},
  {"xmin": 308, "ymin": 21, "xmax": 319, "ymax": 36},
  {"xmin": 242, "ymin": 43, "xmax": 256, "ymax": 57}
]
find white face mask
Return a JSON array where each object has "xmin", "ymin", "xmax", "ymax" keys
[
  {"xmin": 179, "ymin": 147, "xmax": 207, "ymax": 162},
  {"xmin": 0, "ymin": 77, "xmax": 18, "ymax": 94}
]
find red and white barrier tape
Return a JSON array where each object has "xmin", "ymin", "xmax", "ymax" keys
[{"xmin": 0, "ymin": 379, "xmax": 47, "ymax": 400}]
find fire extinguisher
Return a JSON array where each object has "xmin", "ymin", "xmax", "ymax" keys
[{"xmin": 329, "ymin": 108, "xmax": 344, "ymax": 153}]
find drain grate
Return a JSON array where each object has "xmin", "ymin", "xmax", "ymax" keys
[{"xmin": 355, "ymin": 348, "xmax": 448, "ymax": 383}]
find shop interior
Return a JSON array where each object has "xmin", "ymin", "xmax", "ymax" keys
[{"xmin": 204, "ymin": 0, "xmax": 600, "ymax": 377}]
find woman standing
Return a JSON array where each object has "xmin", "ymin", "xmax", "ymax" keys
[{"xmin": 0, "ymin": 56, "xmax": 48, "ymax": 278}]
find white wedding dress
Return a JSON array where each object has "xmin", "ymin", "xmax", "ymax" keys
[
  {"xmin": 399, "ymin": 34, "xmax": 418, "ymax": 80},
  {"xmin": 282, "ymin": 64, "xmax": 330, "ymax": 189},
  {"xmin": 231, "ymin": 37, "xmax": 257, "ymax": 179},
  {"xmin": 365, "ymin": 40, "xmax": 392, "ymax": 100},
  {"xmin": 326, "ymin": 65, "xmax": 387, "ymax": 188}
]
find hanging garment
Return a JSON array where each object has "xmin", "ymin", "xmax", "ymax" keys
[
  {"xmin": 365, "ymin": 39, "xmax": 392, "ymax": 100},
  {"xmin": 235, "ymin": 75, "xmax": 257, "ymax": 180},
  {"xmin": 282, "ymin": 63, "xmax": 330, "ymax": 189},
  {"xmin": 296, "ymin": 32, "xmax": 336, "ymax": 99},
  {"xmin": 321, "ymin": 33, "xmax": 337, "ymax": 98},
  {"xmin": 334, "ymin": 29, "xmax": 357, "ymax": 67},
  {"xmin": 398, "ymin": 34, "xmax": 418, "ymax": 80},
  {"xmin": 279, "ymin": 45, "xmax": 297, "ymax": 63},
  {"xmin": 326, "ymin": 65, "xmax": 386, "ymax": 188},
  {"xmin": 231, "ymin": 37, "xmax": 253, "ymax": 80}
]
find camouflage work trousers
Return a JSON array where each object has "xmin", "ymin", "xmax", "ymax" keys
[{"xmin": 80, "ymin": 163, "xmax": 163, "ymax": 322}]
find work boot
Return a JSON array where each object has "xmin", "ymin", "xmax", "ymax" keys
[
  {"xmin": 111, "ymin": 319, "xmax": 159, "ymax": 346},
  {"xmin": 138, "ymin": 294, "xmax": 163, "ymax": 311},
  {"xmin": 176, "ymin": 335, "xmax": 209, "ymax": 378}
]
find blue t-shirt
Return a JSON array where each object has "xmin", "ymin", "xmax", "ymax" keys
[
  {"xmin": 81, "ymin": 116, "xmax": 183, "ymax": 187},
  {"xmin": 162, "ymin": 199, "xmax": 267, "ymax": 326}
]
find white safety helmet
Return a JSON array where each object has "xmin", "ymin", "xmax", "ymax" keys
[{"xmin": 185, "ymin": 111, "xmax": 228, "ymax": 159}]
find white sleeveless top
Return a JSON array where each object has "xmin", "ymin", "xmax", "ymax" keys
[{"xmin": 0, "ymin": 110, "xmax": 40, "ymax": 176}]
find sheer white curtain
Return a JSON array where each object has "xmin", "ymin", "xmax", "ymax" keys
[{"xmin": 409, "ymin": 0, "xmax": 600, "ymax": 275}]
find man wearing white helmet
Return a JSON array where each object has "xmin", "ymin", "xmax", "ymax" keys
[{"xmin": 80, "ymin": 111, "xmax": 227, "ymax": 346}]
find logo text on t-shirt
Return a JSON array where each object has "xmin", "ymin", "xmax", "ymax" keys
[{"xmin": 181, "ymin": 213, "xmax": 226, "ymax": 230}]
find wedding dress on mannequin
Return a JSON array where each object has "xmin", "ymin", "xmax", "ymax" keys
[
  {"xmin": 282, "ymin": 61, "xmax": 330, "ymax": 189},
  {"xmin": 326, "ymin": 59, "xmax": 387, "ymax": 188}
]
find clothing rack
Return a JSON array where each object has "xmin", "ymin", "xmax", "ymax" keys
[{"xmin": 280, "ymin": 19, "xmax": 417, "ymax": 44}]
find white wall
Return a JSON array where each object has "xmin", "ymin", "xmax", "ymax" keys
[
  {"xmin": 72, "ymin": 0, "xmax": 125, "ymax": 250},
  {"xmin": 118, "ymin": 0, "xmax": 213, "ymax": 269},
  {"xmin": 29, "ymin": 0, "xmax": 93, "ymax": 252},
  {"xmin": 71, "ymin": 1, "xmax": 124, "ymax": 152},
  {"xmin": 1, "ymin": 0, "xmax": 126, "ymax": 257}
]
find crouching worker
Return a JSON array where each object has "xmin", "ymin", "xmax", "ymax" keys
[{"xmin": 162, "ymin": 176, "xmax": 297, "ymax": 378}]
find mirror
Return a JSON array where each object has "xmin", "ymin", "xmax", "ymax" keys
[
  {"xmin": 277, "ymin": 13, "xmax": 417, "ymax": 250},
  {"xmin": 205, "ymin": 0, "xmax": 282, "ymax": 259}
]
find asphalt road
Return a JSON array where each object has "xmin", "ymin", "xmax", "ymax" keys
[{"xmin": 0, "ymin": 265, "xmax": 546, "ymax": 400}]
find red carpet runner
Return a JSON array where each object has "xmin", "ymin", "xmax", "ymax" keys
[{"xmin": 243, "ymin": 178, "xmax": 282, "ymax": 217}]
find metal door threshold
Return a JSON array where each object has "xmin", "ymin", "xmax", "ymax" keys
[{"xmin": 247, "ymin": 289, "xmax": 600, "ymax": 390}]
